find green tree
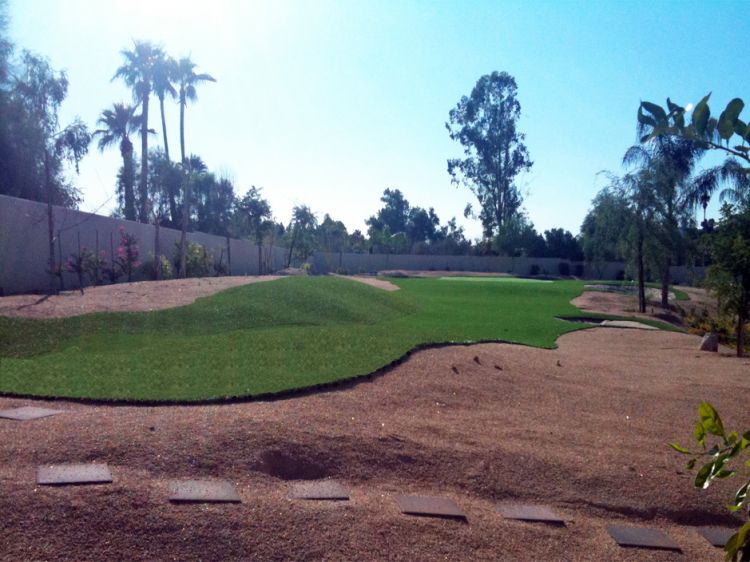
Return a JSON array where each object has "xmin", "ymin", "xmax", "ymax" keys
[
  {"xmin": 447, "ymin": 71, "xmax": 532, "ymax": 238},
  {"xmin": 113, "ymin": 40, "xmax": 164, "ymax": 222},
  {"xmin": 492, "ymin": 213, "xmax": 545, "ymax": 258},
  {"xmin": 178, "ymin": 154, "xmax": 207, "ymax": 277},
  {"xmin": 580, "ymin": 187, "xmax": 632, "ymax": 275},
  {"xmin": 192, "ymin": 173, "xmax": 235, "ymax": 236},
  {"xmin": 235, "ymin": 186, "xmax": 272, "ymax": 274},
  {"xmin": 175, "ymin": 56, "xmax": 215, "ymax": 163},
  {"xmin": 93, "ymin": 103, "xmax": 143, "ymax": 221},
  {"xmin": 623, "ymin": 136, "xmax": 701, "ymax": 308},
  {"xmin": 147, "ymin": 148, "xmax": 182, "ymax": 225},
  {"xmin": 286, "ymin": 205, "xmax": 318, "ymax": 266},
  {"xmin": 705, "ymin": 203, "xmax": 750, "ymax": 356},
  {"xmin": 543, "ymin": 228, "xmax": 583, "ymax": 261}
]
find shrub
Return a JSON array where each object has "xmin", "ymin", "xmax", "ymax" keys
[
  {"xmin": 558, "ymin": 262, "xmax": 570, "ymax": 276},
  {"xmin": 116, "ymin": 227, "xmax": 140, "ymax": 282},
  {"xmin": 615, "ymin": 269, "xmax": 626, "ymax": 281},
  {"xmin": 141, "ymin": 254, "xmax": 173, "ymax": 280},
  {"xmin": 173, "ymin": 241, "xmax": 212, "ymax": 278},
  {"xmin": 529, "ymin": 264, "xmax": 540, "ymax": 276},
  {"xmin": 65, "ymin": 247, "xmax": 95, "ymax": 290},
  {"xmin": 574, "ymin": 263, "xmax": 584, "ymax": 277}
]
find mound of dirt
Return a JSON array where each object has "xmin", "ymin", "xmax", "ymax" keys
[{"xmin": 0, "ymin": 276, "xmax": 281, "ymax": 319}]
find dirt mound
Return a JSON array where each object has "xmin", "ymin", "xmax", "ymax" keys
[{"xmin": 0, "ymin": 276, "xmax": 281, "ymax": 319}]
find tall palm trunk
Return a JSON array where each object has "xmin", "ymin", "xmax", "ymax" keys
[
  {"xmin": 139, "ymin": 89, "xmax": 150, "ymax": 222},
  {"xmin": 179, "ymin": 93, "xmax": 186, "ymax": 163},
  {"xmin": 158, "ymin": 95, "xmax": 170, "ymax": 162},
  {"xmin": 120, "ymin": 138, "xmax": 136, "ymax": 221}
]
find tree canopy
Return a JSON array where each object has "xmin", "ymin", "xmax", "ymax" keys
[{"xmin": 447, "ymin": 71, "xmax": 532, "ymax": 238}]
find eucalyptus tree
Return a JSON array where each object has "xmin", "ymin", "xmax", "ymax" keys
[
  {"xmin": 446, "ymin": 71, "xmax": 532, "ymax": 238},
  {"xmin": 152, "ymin": 53, "xmax": 176, "ymax": 162},
  {"xmin": 94, "ymin": 103, "xmax": 143, "ymax": 221},
  {"xmin": 175, "ymin": 56, "xmax": 215, "ymax": 163},
  {"xmin": 113, "ymin": 40, "xmax": 164, "ymax": 222}
]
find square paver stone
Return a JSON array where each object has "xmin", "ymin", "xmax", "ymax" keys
[
  {"xmin": 289, "ymin": 480, "xmax": 349, "ymax": 500},
  {"xmin": 393, "ymin": 494, "xmax": 466, "ymax": 519},
  {"xmin": 607, "ymin": 525, "xmax": 681, "ymax": 551},
  {"xmin": 496, "ymin": 503, "xmax": 565, "ymax": 525},
  {"xmin": 37, "ymin": 463, "xmax": 113, "ymax": 485},
  {"xmin": 0, "ymin": 406, "xmax": 64, "ymax": 421},
  {"xmin": 169, "ymin": 480, "xmax": 241, "ymax": 503},
  {"xmin": 695, "ymin": 526, "xmax": 734, "ymax": 547}
]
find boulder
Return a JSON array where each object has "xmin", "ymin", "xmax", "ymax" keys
[{"xmin": 700, "ymin": 333, "xmax": 719, "ymax": 352}]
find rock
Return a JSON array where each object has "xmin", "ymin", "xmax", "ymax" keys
[{"xmin": 700, "ymin": 333, "xmax": 719, "ymax": 352}]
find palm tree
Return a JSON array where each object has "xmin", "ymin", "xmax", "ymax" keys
[
  {"xmin": 175, "ymin": 56, "xmax": 216, "ymax": 163},
  {"xmin": 93, "ymin": 103, "xmax": 143, "ymax": 221},
  {"xmin": 152, "ymin": 53, "xmax": 176, "ymax": 162},
  {"xmin": 113, "ymin": 40, "xmax": 164, "ymax": 222},
  {"xmin": 686, "ymin": 159, "xmax": 750, "ymax": 228}
]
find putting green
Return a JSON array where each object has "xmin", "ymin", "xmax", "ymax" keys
[{"xmin": 439, "ymin": 276, "xmax": 553, "ymax": 283}]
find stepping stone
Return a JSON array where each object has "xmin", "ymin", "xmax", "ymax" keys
[
  {"xmin": 393, "ymin": 494, "xmax": 466, "ymax": 520},
  {"xmin": 0, "ymin": 406, "xmax": 64, "ymax": 421},
  {"xmin": 37, "ymin": 463, "xmax": 113, "ymax": 486},
  {"xmin": 607, "ymin": 525, "xmax": 681, "ymax": 551},
  {"xmin": 168, "ymin": 480, "xmax": 241, "ymax": 503},
  {"xmin": 695, "ymin": 526, "xmax": 734, "ymax": 547},
  {"xmin": 289, "ymin": 480, "xmax": 349, "ymax": 500},
  {"xmin": 496, "ymin": 503, "xmax": 565, "ymax": 525}
]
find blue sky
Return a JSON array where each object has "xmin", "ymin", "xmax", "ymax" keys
[{"xmin": 8, "ymin": 0, "xmax": 749, "ymax": 239}]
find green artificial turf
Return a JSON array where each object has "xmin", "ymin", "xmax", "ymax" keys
[{"xmin": 0, "ymin": 276, "xmax": 675, "ymax": 402}]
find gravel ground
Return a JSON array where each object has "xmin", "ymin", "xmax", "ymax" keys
[{"xmin": 1, "ymin": 328, "xmax": 748, "ymax": 561}]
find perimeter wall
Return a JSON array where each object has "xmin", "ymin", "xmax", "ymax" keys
[{"xmin": 0, "ymin": 194, "xmax": 704, "ymax": 295}]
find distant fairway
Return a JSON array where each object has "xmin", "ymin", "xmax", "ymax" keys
[
  {"xmin": 440, "ymin": 276, "xmax": 553, "ymax": 283},
  {"xmin": 0, "ymin": 276, "xmax": 674, "ymax": 402}
]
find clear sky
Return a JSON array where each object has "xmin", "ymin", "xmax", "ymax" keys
[{"xmin": 7, "ymin": 0, "xmax": 749, "ymax": 239}]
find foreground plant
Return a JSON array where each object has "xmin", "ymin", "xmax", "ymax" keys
[{"xmin": 671, "ymin": 402, "xmax": 750, "ymax": 560}]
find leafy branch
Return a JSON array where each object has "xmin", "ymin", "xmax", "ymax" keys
[{"xmin": 671, "ymin": 402, "xmax": 750, "ymax": 560}]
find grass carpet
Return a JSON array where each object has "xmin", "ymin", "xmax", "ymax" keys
[{"xmin": 0, "ymin": 276, "xmax": 673, "ymax": 402}]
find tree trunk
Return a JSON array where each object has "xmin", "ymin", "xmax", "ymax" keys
[
  {"xmin": 637, "ymin": 232, "xmax": 646, "ymax": 313},
  {"xmin": 736, "ymin": 316, "xmax": 745, "ymax": 358},
  {"xmin": 737, "ymin": 292, "xmax": 747, "ymax": 357},
  {"xmin": 45, "ymin": 150, "xmax": 58, "ymax": 295},
  {"xmin": 179, "ymin": 173, "xmax": 190, "ymax": 278},
  {"xmin": 159, "ymin": 95, "xmax": 170, "ymax": 162},
  {"xmin": 154, "ymin": 217, "xmax": 162, "ymax": 280},
  {"xmin": 121, "ymin": 139, "xmax": 136, "ymax": 221},
  {"xmin": 257, "ymin": 238, "xmax": 263, "ymax": 275},
  {"xmin": 139, "ymin": 90, "xmax": 150, "ymax": 222},
  {"xmin": 287, "ymin": 228, "xmax": 297, "ymax": 268},
  {"xmin": 179, "ymin": 93, "xmax": 186, "ymax": 163},
  {"xmin": 661, "ymin": 260, "xmax": 670, "ymax": 309}
]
